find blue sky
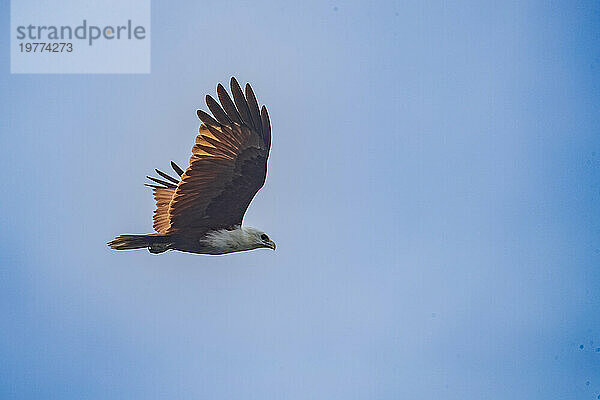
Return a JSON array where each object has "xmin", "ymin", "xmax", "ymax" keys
[{"xmin": 1, "ymin": 1, "xmax": 600, "ymax": 399}]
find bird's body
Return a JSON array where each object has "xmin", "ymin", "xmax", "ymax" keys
[{"xmin": 108, "ymin": 78, "xmax": 276, "ymax": 255}]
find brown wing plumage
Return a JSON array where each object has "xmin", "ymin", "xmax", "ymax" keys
[
  {"xmin": 151, "ymin": 187, "xmax": 175, "ymax": 234},
  {"xmin": 145, "ymin": 161, "xmax": 184, "ymax": 234},
  {"xmin": 149, "ymin": 77, "xmax": 271, "ymax": 235}
]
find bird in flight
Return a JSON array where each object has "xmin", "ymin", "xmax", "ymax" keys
[{"xmin": 108, "ymin": 77, "xmax": 275, "ymax": 255}]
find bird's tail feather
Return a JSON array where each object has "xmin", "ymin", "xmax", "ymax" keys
[{"xmin": 108, "ymin": 234, "xmax": 172, "ymax": 254}]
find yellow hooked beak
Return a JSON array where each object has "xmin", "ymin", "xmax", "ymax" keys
[{"xmin": 266, "ymin": 240, "xmax": 276, "ymax": 250}]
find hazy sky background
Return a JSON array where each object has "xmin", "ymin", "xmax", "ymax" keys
[{"xmin": 1, "ymin": 1, "xmax": 600, "ymax": 399}]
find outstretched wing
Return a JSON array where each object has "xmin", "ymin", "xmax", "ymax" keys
[{"xmin": 165, "ymin": 77, "xmax": 272, "ymax": 234}]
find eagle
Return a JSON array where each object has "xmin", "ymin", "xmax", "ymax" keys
[{"xmin": 108, "ymin": 78, "xmax": 276, "ymax": 255}]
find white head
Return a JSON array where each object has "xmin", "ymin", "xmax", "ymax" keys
[{"xmin": 202, "ymin": 226, "xmax": 276, "ymax": 254}]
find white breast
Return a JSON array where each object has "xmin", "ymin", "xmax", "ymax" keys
[{"xmin": 201, "ymin": 226, "xmax": 258, "ymax": 254}]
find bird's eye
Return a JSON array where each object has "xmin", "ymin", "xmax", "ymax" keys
[{"xmin": 260, "ymin": 234, "xmax": 269, "ymax": 241}]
